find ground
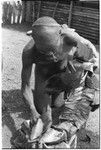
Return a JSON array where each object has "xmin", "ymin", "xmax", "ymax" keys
[{"xmin": 2, "ymin": 24, "xmax": 100, "ymax": 149}]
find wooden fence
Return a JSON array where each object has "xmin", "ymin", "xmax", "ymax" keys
[{"xmin": 22, "ymin": 1, "xmax": 99, "ymax": 44}]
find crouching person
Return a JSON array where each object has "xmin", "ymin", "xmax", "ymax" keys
[
  {"xmin": 11, "ymin": 17, "xmax": 99, "ymax": 148},
  {"xmin": 21, "ymin": 17, "xmax": 79, "ymax": 142},
  {"xmin": 20, "ymin": 17, "xmax": 81, "ymax": 142}
]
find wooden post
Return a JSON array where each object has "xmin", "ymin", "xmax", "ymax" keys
[
  {"xmin": 37, "ymin": 1, "xmax": 41, "ymax": 19},
  {"xmin": 32, "ymin": 2, "xmax": 35, "ymax": 22},
  {"xmin": 29, "ymin": 1, "xmax": 34, "ymax": 23},
  {"xmin": 26, "ymin": 1, "xmax": 31, "ymax": 22},
  {"xmin": 22, "ymin": 1, "xmax": 26, "ymax": 23},
  {"xmin": 68, "ymin": 0, "xmax": 73, "ymax": 27},
  {"xmin": 53, "ymin": 1, "xmax": 59, "ymax": 18}
]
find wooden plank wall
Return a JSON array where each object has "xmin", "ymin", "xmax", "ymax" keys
[
  {"xmin": 40, "ymin": 1, "xmax": 70, "ymax": 24},
  {"xmin": 32, "ymin": 1, "xmax": 70, "ymax": 24},
  {"xmin": 22, "ymin": 1, "xmax": 99, "ymax": 44},
  {"xmin": 71, "ymin": 5, "xmax": 99, "ymax": 44}
]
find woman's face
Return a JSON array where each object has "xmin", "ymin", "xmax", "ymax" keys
[
  {"xmin": 32, "ymin": 25, "xmax": 61, "ymax": 51},
  {"xmin": 32, "ymin": 25, "xmax": 77, "ymax": 63}
]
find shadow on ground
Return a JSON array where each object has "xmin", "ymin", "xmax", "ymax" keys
[
  {"xmin": 77, "ymin": 128, "xmax": 100, "ymax": 149},
  {"xmin": 2, "ymin": 90, "xmax": 31, "ymax": 138}
]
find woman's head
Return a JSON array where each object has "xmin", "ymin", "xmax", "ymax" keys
[
  {"xmin": 32, "ymin": 17, "xmax": 61, "ymax": 54},
  {"xmin": 27, "ymin": 17, "xmax": 78, "ymax": 62}
]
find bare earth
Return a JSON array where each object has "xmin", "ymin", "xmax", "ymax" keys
[{"xmin": 2, "ymin": 24, "xmax": 100, "ymax": 149}]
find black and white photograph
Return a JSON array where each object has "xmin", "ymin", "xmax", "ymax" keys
[{"xmin": 1, "ymin": 0, "xmax": 100, "ymax": 149}]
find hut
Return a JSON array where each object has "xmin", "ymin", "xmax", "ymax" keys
[{"xmin": 22, "ymin": 0, "xmax": 99, "ymax": 44}]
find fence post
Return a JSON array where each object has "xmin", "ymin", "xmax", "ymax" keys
[
  {"xmin": 52, "ymin": 1, "xmax": 59, "ymax": 18},
  {"xmin": 68, "ymin": 0, "xmax": 73, "ymax": 27},
  {"xmin": 32, "ymin": 2, "xmax": 35, "ymax": 22},
  {"xmin": 26, "ymin": 1, "xmax": 32, "ymax": 22},
  {"xmin": 22, "ymin": 1, "xmax": 26, "ymax": 23},
  {"xmin": 37, "ymin": 1, "xmax": 41, "ymax": 19}
]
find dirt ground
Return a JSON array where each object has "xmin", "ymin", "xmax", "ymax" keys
[{"xmin": 2, "ymin": 24, "xmax": 100, "ymax": 149}]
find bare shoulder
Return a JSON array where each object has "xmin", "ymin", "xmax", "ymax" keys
[{"xmin": 22, "ymin": 39, "xmax": 35, "ymax": 68}]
